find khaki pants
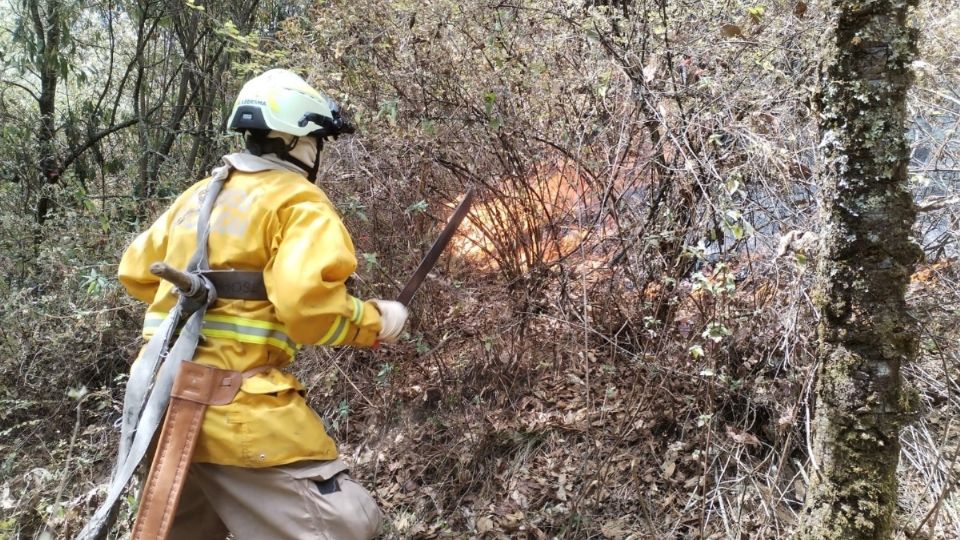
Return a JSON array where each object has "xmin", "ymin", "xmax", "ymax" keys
[{"xmin": 169, "ymin": 459, "xmax": 383, "ymax": 540}]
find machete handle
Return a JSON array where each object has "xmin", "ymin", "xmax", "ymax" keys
[{"xmin": 150, "ymin": 262, "xmax": 201, "ymax": 296}]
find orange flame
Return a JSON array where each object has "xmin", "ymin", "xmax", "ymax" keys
[{"xmin": 450, "ymin": 159, "xmax": 612, "ymax": 272}]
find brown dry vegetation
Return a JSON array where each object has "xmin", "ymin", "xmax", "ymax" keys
[{"xmin": 1, "ymin": 0, "xmax": 960, "ymax": 538}]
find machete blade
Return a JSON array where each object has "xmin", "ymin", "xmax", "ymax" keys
[{"xmin": 397, "ymin": 187, "xmax": 476, "ymax": 305}]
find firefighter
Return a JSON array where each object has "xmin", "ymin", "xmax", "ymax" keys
[{"xmin": 117, "ymin": 69, "xmax": 406, "ymax": 539}]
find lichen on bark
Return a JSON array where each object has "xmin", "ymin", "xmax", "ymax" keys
[{"xmin": 800, "ymin": 0, "xmax": 922, "ymax": 538}]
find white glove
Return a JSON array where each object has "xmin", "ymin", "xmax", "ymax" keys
[{"xmin": 371, "ymin": 299, "xmax": 408, "ymax": 344}]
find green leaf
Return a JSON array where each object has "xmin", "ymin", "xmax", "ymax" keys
[
  {"xmin": 67, "ymin": 386, "xmax": 88, "ymax": 401},
  {"xmin": 747, "ymin": 6, "xmax": 765, "ymax": 22},
  {"xmin": 82, "ymin": 269, "xmax": 108, "ymax": 296},
  {"xmin": 702, "ymin": 322, "xmax": 731, "ymax": 343},
  {"xmin": 421, "ymin": 119, "xmax": 437, "ymax": 136},
  {"xmin": 376, "ymin": 363, "xmax": 395, "ymax": 387},
  {"xmin": 342, "ymin": 197, "xmax": 368, "ymax": 222},
  {"xmin": 405, "ymin": 199, "xmax": 428, "ymax": 215},
  {"xmin": 361, "ymin": 252, "xmax": 379, "ymax": 268},
  {"xmin": 377, "ymin": 100, "xmax": 398, "ymax": 126},
  {"xmin": 483, "ymin": 91, "xmax": 496, "ymax": 117}
]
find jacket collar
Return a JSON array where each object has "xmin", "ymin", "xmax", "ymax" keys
[{"xmin": 220, "ymin": 152, "xmax": 307, "ymax": 176}]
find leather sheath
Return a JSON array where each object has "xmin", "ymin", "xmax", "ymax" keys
[{"xmin": 131, "ymin": 361, "xmax": 249, "ymax": 540}]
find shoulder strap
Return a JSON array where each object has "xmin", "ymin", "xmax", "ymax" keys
[
  {"xmin": 76, "ymin": 162, "xmax": 233, "ymax": 540},
  {"xmin": 187, "ymin": 164, "xmax": 230, "ymax": 273}
]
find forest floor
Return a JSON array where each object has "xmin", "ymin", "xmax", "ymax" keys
[{"xmin": 5, "ymin": 256, "xmax": 957, "ymax": 539}]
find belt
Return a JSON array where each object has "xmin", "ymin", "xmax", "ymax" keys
[
  {"xmin": 201, "ymin": 270, "xmax": 267, "ymax": 301},
  {"xmin": 131, "ymin": 362, "xmax": 271, "ymax": 540}
]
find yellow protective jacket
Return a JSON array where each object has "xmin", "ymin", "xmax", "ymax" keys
[{"xmin": 118, "ymin": 153, "xmax": 382, "ymax": 467}]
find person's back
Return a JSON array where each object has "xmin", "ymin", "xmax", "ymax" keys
[{"xmin": 107, "ymin": 69, "xmax": 408, "ymax": 540}]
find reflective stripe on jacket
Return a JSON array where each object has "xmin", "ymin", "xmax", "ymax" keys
[
  {"xmin": 118, "ymin": 153, "xmax": 383, "ymax": 467},
  {"xmin": 142, "ymin": 311, "xmax": 300, "ymax": 357}
]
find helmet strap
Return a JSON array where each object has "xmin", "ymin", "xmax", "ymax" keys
[
  {"xmin": 310, "ymin": 140, "xmax": 322, "ymax": 181},
  {"xmin": 245, "ymin": 131, "xmax": 297, "ymax": 157},
  {"xmin": 281, "ymin": 155, "xmax": 312, "ymax": 181}
]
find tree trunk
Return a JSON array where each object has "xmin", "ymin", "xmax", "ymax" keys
[
  {"xmin": 30, "ymin": 0, "xmax": 63, "ymax": 225},
  {"xmin": 800, "ymin": 0, "xmax": 921, "ymax": 538}
]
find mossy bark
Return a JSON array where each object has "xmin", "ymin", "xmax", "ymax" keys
[{"xmin": 800, "ymin": 0, "xmax": 921, "ymax": 538}]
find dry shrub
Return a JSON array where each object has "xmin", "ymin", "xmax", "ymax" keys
[
  {"xmin": 2, "ymin": 0, "xmax": 959, "ymax": 538},
  {"xmin": 254, "ymin": 0, "xmax": 960, "ymax": 537}
]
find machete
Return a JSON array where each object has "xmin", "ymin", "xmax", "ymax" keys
[{"xmin": 397, "ymin": 187, "xmax": 476, "ymax": 305}]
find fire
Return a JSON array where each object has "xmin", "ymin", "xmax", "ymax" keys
[{"xmin": 450, "ymin": 159, "xmax": 613, "ymax": 273}]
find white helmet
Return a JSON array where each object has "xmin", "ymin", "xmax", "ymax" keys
[{"xmin": 227, "ymin": 69, "xmax": 353, "ymax": 139}]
